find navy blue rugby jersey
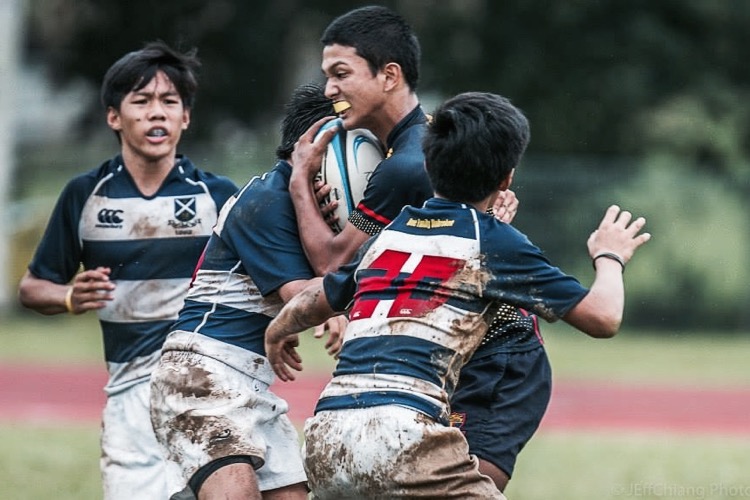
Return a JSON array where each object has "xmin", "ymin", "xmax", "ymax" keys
[
  {"xmin": 348, "ymin": 105, "xmax": 434, "ymax": 235},
  {"xmin": 171, "ymin": 161, "xmax": 316, "ymax": 355},
  {"xmin": 28, "ymin": 155, "xmax": 237, "ymax": 390},
  {"xmin": 319, "ymin": 197, "xmax": 588, "ymax": 424}
]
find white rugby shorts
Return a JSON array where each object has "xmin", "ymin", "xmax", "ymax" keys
[
  {"xmin": 101, "ymin": 378, "xmax": 168, "ymax": 499},
  {"xmin": 150, "ymin": 330, "xmax": 307, "ymax": 496}
]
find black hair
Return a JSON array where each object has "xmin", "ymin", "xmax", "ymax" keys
[
  {"xmin": 276, "ymin": 83, "xmax": 335, "ymax": 160},
  {"xmin": 100, "ymin": 40, "xmax": 200, "ymax": 111},
  {"xmin": 423, "ymin": 92, "xmax": 530, "ymax": 203},
  {"xmin": 321, "ymin": 5, "xmax": 420, "ymax": 90}
]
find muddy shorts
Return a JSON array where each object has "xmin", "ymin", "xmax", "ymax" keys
[
  {"xmin": 150, "ymin": 330, "xmax": 307, "ymax": 496},
  {"xmin": 303, "ymin": 406, "xmax": 506, "ymax": 499}
]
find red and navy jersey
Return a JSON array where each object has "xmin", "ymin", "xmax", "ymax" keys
[
  {"xmin": 348, "ymin": 105, "xmax": 434, "ymax": 235},
  {"xmin": 27, "ymin": 155, "xmax": 237, "ymax": 390},
  {"xmin": 171, "ymin": 161, "xmax": 315, "ymax": 355},
  {"xmin": 319, "ymin": 198, "xmax": 588, "ymax": 424}
]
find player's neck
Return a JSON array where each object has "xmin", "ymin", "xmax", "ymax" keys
[
  {"xmin": 372, "ymin": 92, "xmax": 419, "ymax": 145},
  {"xmin": 434, "ymin": 193, "xmax": 493, "ymax": 213},
  {"xmin": 121, "ymin": 150, "xmax": 177, "ymax": 197}
]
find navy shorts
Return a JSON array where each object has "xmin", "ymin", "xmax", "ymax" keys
[{"xmin": 449, "ymin": 345, "xmax": 552, "ymax": 478}]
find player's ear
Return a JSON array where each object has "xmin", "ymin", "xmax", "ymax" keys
[
  {"xmin": 381, "ymin": 62, "xmax": 402, "ymax": 92},
  {"xmin": 182, "ymin": 108, "xmax": 191, "ymax": 130},
  {"xmin": 106, "ymin": 107, "xmax": 121, "ymax": 131},
  {"xmin": 499, "ymin": 168, "xmax": 515, "ymax": 191}
]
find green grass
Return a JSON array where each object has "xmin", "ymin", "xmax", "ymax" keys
[
  {"xmin": 0, "ymin": 423, "xmax": 101, "ymax": 499},
  {"xmin": 541, "ymin": 322, "xmax": 750, "ymax": 388},
  {"xmin": 506, "ymin": 431, "xmax": 750, "ymax": 500},
  {"xmin": 0, "ymin": 310, "xmax": 338, "ymax": 374},
  {"xmin": 3, "ymin": 424, "xmax": 748, "ymax": 500},
  {"xmin": 4, "ymin": 310, "xmax": 750, "ymax": 387},
  {"xmin": 2, "ymin": 311, "xmax": 749, "ymax": 499},
  {"xmin": 1, "ymin": 311, "xmax": 104, "ymax": 364}
]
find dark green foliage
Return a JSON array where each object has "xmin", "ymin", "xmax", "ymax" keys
[{"xmin": 25, "ymin": 0, "xmax": 750, "ymax": 161}]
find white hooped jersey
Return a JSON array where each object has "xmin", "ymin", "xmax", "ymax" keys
[{"xmin": 28, "ymin": 155, "xmax": 237, "ymax": 391}]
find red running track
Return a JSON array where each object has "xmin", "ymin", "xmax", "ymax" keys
[{"xmin": 1, "ymin": 363, "xmax": 749, "ymax": 435}]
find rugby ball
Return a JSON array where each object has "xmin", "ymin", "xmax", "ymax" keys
[{"xmin": 315, "ymin": 118, "xmax": 384, "ymax": 232}]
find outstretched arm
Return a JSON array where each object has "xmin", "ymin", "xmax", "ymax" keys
[
  {"xmin": 266, "ymin": 280, "xmax": 338, "ymax": 381},
  {"xmin": 564, "ymin": 205, "xmax": 651, "ymax": 338}
]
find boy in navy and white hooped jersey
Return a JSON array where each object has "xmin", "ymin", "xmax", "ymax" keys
[
  {"xmin": 265, "ymin": 91, "xmax": 651, "ymax": 499},
  {"xmin": 18, "ymin": 42, "xmax": 237, "ymax": 500}
]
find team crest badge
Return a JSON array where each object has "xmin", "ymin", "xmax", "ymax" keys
[
  {"xmin": 174, "ymin": 197, "xmax": 196, "ymax": 221},
  {"xmin": 169, "ymin": 197, "xmax": 202, "ymax": 232}
]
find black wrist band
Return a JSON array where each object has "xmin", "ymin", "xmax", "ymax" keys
[{"xmin": 592, "ymin": 252, "xmax": 625, "ymax": 272}]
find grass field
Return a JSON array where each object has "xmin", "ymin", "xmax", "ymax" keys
[{"xmin": 2, "ymin": 311, "xmax": 750, "ymax": 499}]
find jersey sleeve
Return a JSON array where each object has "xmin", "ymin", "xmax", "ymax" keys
[
  {"xmin": 220, "ymin": 184, "xmax": 314, "ymax": 296},
  {"xmin": 27, "ymin": 176, "xmax": 93, "ymax": 284},
  {"xmin": 323, "ymin": 236, "xmax": 376, "ymax": 311},
  {"xmin": 482, "ymin": 222, "xmax": 589, "ymax": 322},
  {"xmin": 203, "ymin": 173, "xmax": 239, "ymax": 211}
]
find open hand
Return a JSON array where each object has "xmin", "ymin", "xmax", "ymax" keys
[{"xmin": 588, "ymin": 205, "xmax": 651, "ymax": 266}]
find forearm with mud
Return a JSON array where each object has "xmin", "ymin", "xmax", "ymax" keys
[{"xmin": 268, "ymin": 284, "xmax": 337, "ymax": 340}]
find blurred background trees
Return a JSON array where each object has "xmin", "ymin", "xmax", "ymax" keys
[{"xmin": 7, "ymin": 0, "xmax": 750, "ymax": 330}]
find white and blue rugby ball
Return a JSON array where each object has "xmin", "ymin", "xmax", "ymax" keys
[{"xmin": 315, "ymin": 118, "xmax": 384, "ymax": 232}]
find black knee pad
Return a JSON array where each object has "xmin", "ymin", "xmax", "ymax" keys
[{"xmin": 185, "ymin": 456, "xmax": 258, "ymax": 497}]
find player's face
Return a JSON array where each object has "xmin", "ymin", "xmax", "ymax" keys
[
  {"xmin": 322, "ymin": 44, "xmax": 388, "ymax": 132},
  {"xmin": 107, "ymin": 70, "xmax": 190, "ymax": 165}
]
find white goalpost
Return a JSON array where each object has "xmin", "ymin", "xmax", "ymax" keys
[{"xmin": 0, "ymin": 0, "xmax": 23, "ymax": 309}]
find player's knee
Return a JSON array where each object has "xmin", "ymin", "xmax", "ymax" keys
[{"xmin": 478, "ymin": 458, "xmax": 510, "ymax": 491}]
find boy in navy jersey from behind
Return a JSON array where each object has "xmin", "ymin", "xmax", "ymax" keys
[
  {"xmin": 18, "ymin": 41, "xmax": 238, "ymax": 500},
  {"xmin": 265, "ymin": 91, "xmax": 651, "ymax": 499}
]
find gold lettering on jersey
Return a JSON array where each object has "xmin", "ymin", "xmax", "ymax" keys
[{"xmin": 406, "ymin": 218, "xmax": 456, "ymax": 229}]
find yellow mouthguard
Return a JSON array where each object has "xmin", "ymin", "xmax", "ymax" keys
[{"xmin": 333, "ymin": 101, "xmax": 352, "ymax": 113}]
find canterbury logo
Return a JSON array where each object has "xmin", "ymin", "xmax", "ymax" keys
[{"xmin": 97, "ymin": 208, "xmax": 124, "ymax": 224}]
